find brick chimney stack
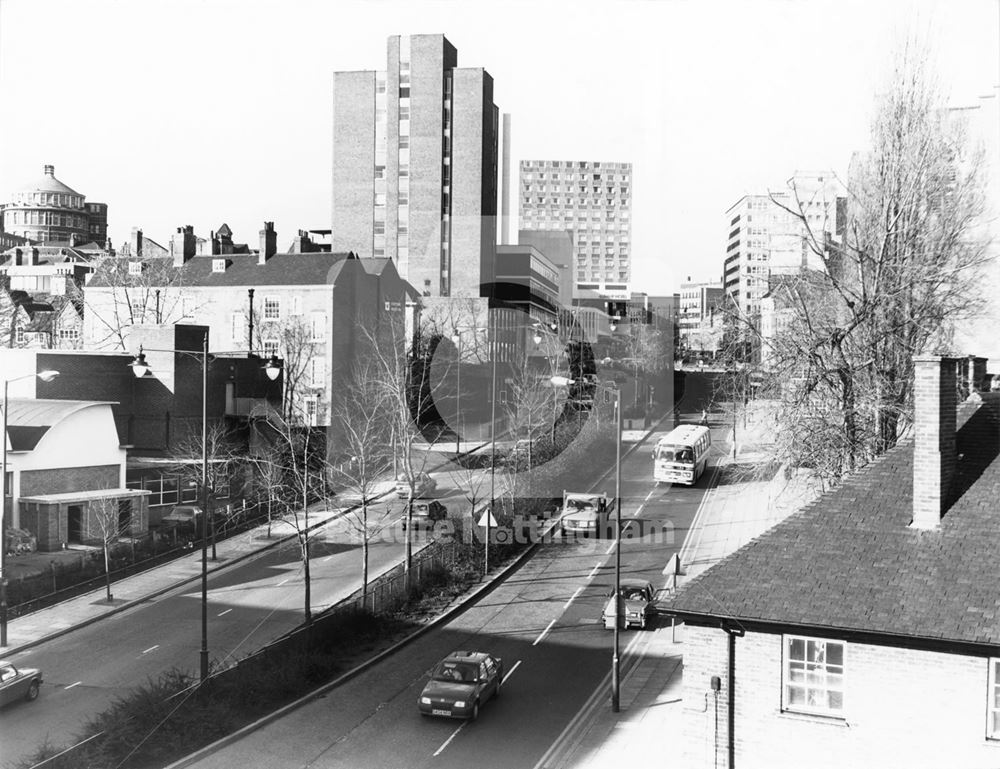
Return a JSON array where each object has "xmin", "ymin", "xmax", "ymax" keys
[
  {"xmin": 170, "ymin": 225, "xmax": 196, "ymax": 266},
  {"xmin": 911, "ymin": 355, "xmax": 959, "ymax": 529},
  {"xmin": 259, "ymin": 222, "xmax": 277, "ymax": 264},
  {"xmin": 130, "ymin": 227, "xmax": 144, "ymax": 258}
]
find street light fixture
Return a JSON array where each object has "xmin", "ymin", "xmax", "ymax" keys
[
  {"xmin": 551, "ymin": 374, "xmax": 623, "ymax": 712},
  {"xmin": 128, "ymin": 338, "xmax": 281, "ymax": 682},
  {"xmin": 1, "ymin": 369, "xmax": 60, "ymax": 647}
]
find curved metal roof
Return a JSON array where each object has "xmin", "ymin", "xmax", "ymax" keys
[
  {"xmin": 3, "ymin": 399, "xmax": 117, "ymax": 451},
  {"xmin": 16, "ymin": 166, "xmax": 82, "ymax": 196}
]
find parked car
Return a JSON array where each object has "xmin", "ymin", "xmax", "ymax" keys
[
  {"xmin": 602, "ymin": 578, "xmax": 656, "ymax": 630},
  {"xmin": 395, "ymin": 472, "xmax": 437, "ymax": 499},
  {"xmin": 0, "ymin": 661, "xmax": 42, "ymax": 707},
  {"xmin": 160, "ymin": 504, "xmax": 204, "ymax": 530},
  {"xmin": 418, "ymin": 651, "xmax": 503, "ymax": 720},
  {"xmin": 402, "ymin": 499, "xmax": 448, "ymax": 530}
]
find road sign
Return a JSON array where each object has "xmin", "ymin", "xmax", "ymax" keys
[
  {"xmin": 478, "ymin": 510, "xmax": 498, "ymax": 528},
  {"xmin": 663, "ymin": 553, "xmax": 683, "ymax": 576}
]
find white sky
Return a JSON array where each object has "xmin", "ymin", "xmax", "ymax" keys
[{"xmin": 1, "ymin": 0, "xmax": 997, "ymax": 293}]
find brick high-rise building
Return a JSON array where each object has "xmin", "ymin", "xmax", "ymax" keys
[
  {"xmin": 519, "ymin": 159, "xmax": 632, "ymax": 299},
  {"xmin": 332, "ymin": 34, "xmax": 499, "ymax": 300}
]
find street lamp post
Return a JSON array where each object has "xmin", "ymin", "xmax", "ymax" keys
[
  {"xmin": 129, "ymin": 336, "xmax": 280, "ymax": 682},
  {"xmin": 1, "ymin": 370, "xmax": 60, "ymax": 648},
  {"xmin": 451, "ymin": 330, "xmax": 461, "ymax": 455},
  {"xmin": 551, "ymin": 374, "xmax": 622, "ymax": 712}
]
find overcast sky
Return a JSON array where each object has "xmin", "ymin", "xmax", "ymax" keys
[{"xmin": 1, "ymin": 0, "xmax": 997, "ymax": 292}]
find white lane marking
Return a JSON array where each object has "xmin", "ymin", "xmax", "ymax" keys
[
  {"xmin": 587, "ymin": 562, "xmax": 602, "ymax": 580},
  {"xmin": 142, "ymin": 645, "xmax": 159, "ymax": 655},
  {"xmin": 278, "ymin": 579, "xmax": 289, "ymax": 586},
  {"xmin": 502, "ymin": 659, "xmax": 522, "ymax": 684},
  {"xmin": 65, "ymin": 681, "xmax": 81, "ymax": 690},
  {"xmin": 533, "ymin": 618, "xmax": 557, "ymax": 646},
  {"xmin": 323, "ymin": 556, "xmax": 333, "ymax": 562},
  {"xmin": 564, "ymin": 586, "xmax": 584, "ymax": 609},
  {"xmin": 634, "ymin": 503, "xmax": 644, "ymax": 517},
  {"xmin": 217, "ymin": 609, "xmax": 232, "ymax": 617},
  {"xmin": 433, "ymin": 722, "xmax": 468, "ymax": 757},
  {"xmin": 644, "ymin": 489, "xmax": 654, "ymax": 501},
  {"xmin": 604, "ymin": 541, "xmax": 616, "ymax": 555}
]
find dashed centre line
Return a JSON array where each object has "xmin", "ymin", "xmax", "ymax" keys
[
  {"xmin": 533, "ymin": 618, "xmax": 557, "ymax": 646},
  {"xmin": 142, "ymin": 645, "xmax": 159, "ymax": 655},
  {"xmin": 587, "ymin": 562, "xmax": 602, "ymax": 580},
  {"xmin": 564, "ymin": 586, "xmax": 584, "ymax": 609},
  {"xmin": 502, "ymin": 659, "xmax": 522, "ymax": 684},
  {"xmin": 64, "ymin": 681, "xmax": 81, "ymax": 690},
  {"xmin": 433, "ymin": 660, "xmax": 521, "ymax": 757},
  {"xmin": 277, "ymin": 578, "xmax": 289, "ymax": 586},
  {"xmin": 217, "ymin": 609, "xmax": 232, "ymax": 617}
]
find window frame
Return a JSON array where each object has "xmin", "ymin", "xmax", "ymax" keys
[
  {"xmin": 988, "ymin": 658, "xmax": 1000, "ymax": 740},
  {"xmin": 782, "ymin": 634, "xmax": 846, "ymax": 718}
]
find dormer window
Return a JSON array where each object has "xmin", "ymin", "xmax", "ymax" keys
[{"xmin": 212, "ymin": 259, "xmax": 226, "ymax": 273}]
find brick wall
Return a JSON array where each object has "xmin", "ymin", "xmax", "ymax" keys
[
  {"xmin": 912, "ymin": 355, "xmax": 958, "ymax": 528},
  {"xmin": 20, "ymin": 464, "xmax": 119, "ymax": 497},
  {"xmin": 681, "ymin": 624, "xmax": 1000, "ymax": 768}
]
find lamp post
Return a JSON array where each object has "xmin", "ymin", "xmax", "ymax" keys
[
  {"xmin": 129, "ymin": 336, "xmax": 280, "ymax": 681},
  {"xmin": 1, "ymin": 370, "xmax": 60, "ymax": 648},
  {"xmin": 551, "ymin": 374, "xmax": 622, "ymax": 712},
  {"xmin": 451, "ymin": 329, "xmax": 462, "ymax": 454}
]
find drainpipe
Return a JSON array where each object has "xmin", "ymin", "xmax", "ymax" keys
[
  {"xmin": 247, "ymin": 288, "xmax": 255, "ymax": 357},
  {"xmin": 723, "ymin": 622, "xmax": 744, "ymax": 768}
]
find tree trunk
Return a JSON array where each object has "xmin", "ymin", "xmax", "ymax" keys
[
  {"xmin": 103, "ymin": 543, "xmax": 113, "ymax": 602},
  {"xmin": 302, "ymin": 533, "xmax": 312, "ymax": 624}
]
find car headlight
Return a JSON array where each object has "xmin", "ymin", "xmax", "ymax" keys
[
  {"xmin": 420, "ymin": 697, "xmax": 432, "ymax": 705},
  {"xmin": 454, "ymin": 701, "xmax": 465, "ymax": 708}
]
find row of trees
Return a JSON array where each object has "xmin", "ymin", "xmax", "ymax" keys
[{"xmin": 716, "ymin": 45, "xmax": 992, "ymax": 487}]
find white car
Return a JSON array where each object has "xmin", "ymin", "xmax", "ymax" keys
[{"xmin": 395, "ymin": 472, "xmax": 437, "ymax": 499}]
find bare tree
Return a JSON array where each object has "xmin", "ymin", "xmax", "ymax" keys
[
  {"xmin": 729, "ymin": 43, "xmax": 990, "ymax": 485},
  {"xmin": 328, "ymin": 361, "xmax": 395, "ymax": 610},
  {"xmin": 173, "ymin": 422, "xmax": 241, "ymax": 557},
  {"xmin": 90, "ymin": 494, "xmax": 131, "ymax": 602},
  {"xmin": 248, "ymin": 312, "xmax": 320, "ymax": 423}
]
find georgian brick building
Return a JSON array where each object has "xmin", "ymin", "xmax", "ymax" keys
[{"xmin": 664, "ymin": 355, "xmax": 1000, "ymax": 768}]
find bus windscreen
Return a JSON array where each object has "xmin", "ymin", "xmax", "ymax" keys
[{"xmin": 656, "ymin": 445, "xmax": 694, "ymax": 464}]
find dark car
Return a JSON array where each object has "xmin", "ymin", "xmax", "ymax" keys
[
  {"xmin": 602, "ymin": 578, "xmax": 656, "ymax": 630},
  {"xmin": 160, "ymin": 504, "xmax": 204, "ymax": 530},
  {"xmin": 418, "ymin": 651, "xmax": 503, "ymax": 720},
  {"xmin": 0, "ymin": 661, "xmax": 42, "ymax": 707},
  {"xmin": 402, "ymin": 499, "xmax": 448, "ymax": 530}
]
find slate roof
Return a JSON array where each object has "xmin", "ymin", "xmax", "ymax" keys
[
  {"xmin": 665, "ymin": 392, "xmax": 1000, "ymax": 647},
  {"xmin": 88, "ymin": 252, "xmax": 354, "ymax": 288}
]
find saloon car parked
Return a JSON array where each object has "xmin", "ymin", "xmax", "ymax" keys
[
  {"xmin": 418, "ymin": 651, "xmax": 503, "ymax": 720},
  {"xmin": 0, "ymin": 661, "xmax": 42, "ymax": 707},
  {"xmin": 395, "ymin": 472, "xmax": 437, "ymax": 499},
  {"xmin": 602, "ymin": 579, "xmax": 656, "ymax": 630},
  {"xmin": 401, "ymin": 499, "xmax": 448, "ymax": 530}
]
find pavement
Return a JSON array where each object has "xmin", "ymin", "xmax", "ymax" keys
[{"xmin": 1, "ymin": 402, "xmax": 821, "ymax": 769}]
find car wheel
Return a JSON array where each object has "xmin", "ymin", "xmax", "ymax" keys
[
  {"xmin": 470, "ymin": 700, "xmax": 479, "ymax": 721},
  {"xmin": 640, "ymin": 617, "xmax": 647, "ymax": 630},
  {"xmin": 25, "ymin": 681, "xmax": 39, "ymax": 701}
]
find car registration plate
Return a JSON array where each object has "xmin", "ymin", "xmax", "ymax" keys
[{"xmin": 432, "ymin": 709, "xmax": 450, "ymax": 716}]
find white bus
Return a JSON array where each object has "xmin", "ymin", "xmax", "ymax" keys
[{"xmin": 652, "ymin": 424, "xmax": 712, "ymax": 485}]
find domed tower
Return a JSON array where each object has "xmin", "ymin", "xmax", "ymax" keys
[{"xmin": 1, "ymin": 165, "xmax": 107, "ymax": 245}]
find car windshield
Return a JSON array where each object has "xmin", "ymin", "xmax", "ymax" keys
[
  {"xmin": 567, "ymin": 499, "xmax": 596, "ymax": 511},
  {"xmin": 620, "ymin": 586, "xmax": 648, "ymax": 601},
  {"xmin": 656, "ymin": 445, "xmax": 693, "ymax": 463},
  {"xmin": 433, "ymin": 661, "xmax": 478, "ymax": 683}
]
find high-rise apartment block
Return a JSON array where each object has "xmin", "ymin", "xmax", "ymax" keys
[
  {"xmin": 332, "ymin": 34, "xmax": 499, "ymax": 299},
  {"xmin": 723, "ymin": 171, "xmax": 844, "ymax": 316},
  {"xmin": 519, "ymin": 160, "xmax": 632, "ymax": 299}
]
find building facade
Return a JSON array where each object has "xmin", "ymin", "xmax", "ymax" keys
[
  {"xmin": 665, "ymin": 355, "xmax": 1000, "ymax": 768},
  {"xmin": 1, "ymin": 165, "xmax": 108, "ymax": 245},
  {"xmin": 332, "ymin": 34, "xmax": 500, "ymax": 299},
  {"xmin": 519, "ymin": 159, "xmax": 632, "ymax": 299},
  {"xmin": 723, "ymin": 172, "xmax": 844, "ymax": 317}
]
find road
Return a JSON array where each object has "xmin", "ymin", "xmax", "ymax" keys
[
  {"xmin": 0, "ymin": 448, "xmax": 486, "ymax": 766},
  {"xmin": 184, "ymin": 377, "xmax": 725, "ymax": 769}
]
